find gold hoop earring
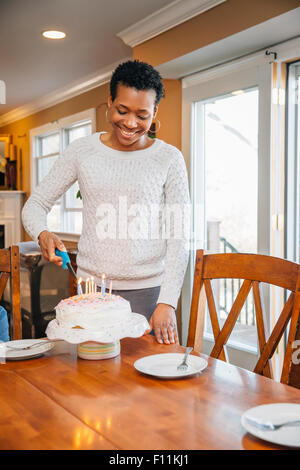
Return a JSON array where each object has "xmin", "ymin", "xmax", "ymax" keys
[{"xmin": 150, "ymin": 118, "xmax": 161, "ymax": 133}]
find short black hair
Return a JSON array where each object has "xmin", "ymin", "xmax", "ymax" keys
[{"xmin": 110, "ymin": 60, "xmax": 164, "ymax": 107}]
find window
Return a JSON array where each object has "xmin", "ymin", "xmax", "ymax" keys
[
  {"xmin": 194, "ymin": 88, "xmax": 259, "ymax": 353},
  {"xmin": 31, "ymin": 109, "xmax": 96, "ymax": 235},
  {"xmin": 182, "ymin": 56, "xmax": 273, "ymax": 367}
]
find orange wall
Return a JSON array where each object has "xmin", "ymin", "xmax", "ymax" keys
[
  {"xmin": 0, "ymin": 83, "xmax": 111, "ymax": 195},
  {"xmin": 134, "ymin": 0, "xmax": 300, "ymax": 66},
  {"xmin": 157, "ymin": 79, "xmax": 181, "ymax": 150}
]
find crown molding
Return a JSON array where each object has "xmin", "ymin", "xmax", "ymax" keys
[
  {"xmin": 0, "ymin": 57, "xmax": 131, "ymax": 127},
  {"xmin": 182, "ymin": 36, "xmax": 300, "ymax": 89},
  {"xmin": 117, "ymin": 0, "xmax": 227, "ymax": 47}
]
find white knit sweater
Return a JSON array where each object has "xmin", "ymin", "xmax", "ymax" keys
[{"xmin": 22, "ymin": 132, "xmax": 190, "ymax": 309}]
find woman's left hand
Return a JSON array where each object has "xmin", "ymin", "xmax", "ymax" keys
[{"xmin": 145, "ymin": 303, "xmax": 179, "ymax": 344}]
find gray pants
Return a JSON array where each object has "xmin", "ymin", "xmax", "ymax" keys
[{"xmin": 111, "ymin": 286, "xmax": 161, "ymax": 323}]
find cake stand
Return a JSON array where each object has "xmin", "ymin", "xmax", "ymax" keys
[{"xmin": 45, "ymin": 313, "xmax": 150, "ymax": 360}]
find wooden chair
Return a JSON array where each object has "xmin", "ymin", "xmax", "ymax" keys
[
  {"xmin": 0, "ymin": 245, "xmax": 22, "ymax": 340},
  {"xmin": 187, "ymin": 250, "xmax": 300, "ymax": 387}
]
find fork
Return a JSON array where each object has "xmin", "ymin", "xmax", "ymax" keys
[
  {"xmin": 5, "ymin": 339, "xmax": 63, "ymax": 351},
  {"xmin": 245, "ymin": 416, "xmax": 300, "ymax": 431},
  {"xmin": 177, "ymin": 347, "xmax": 193, "ymax": 370}
]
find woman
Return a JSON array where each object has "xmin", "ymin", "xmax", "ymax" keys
[{"xmin": 22, "ymin": 60, "xmax": 190, "ymax": 345}]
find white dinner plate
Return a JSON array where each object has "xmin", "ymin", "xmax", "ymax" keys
[
  {"xmin": 134, "ymin": 353, "xmax": 207, "ymax": 379},
  {"xmin": 0, "ymin": 339, "xmax": 54, "ymax": 361},
  {"xmin": 241, "ymin": 403, "xmax": 300, "ymax": 448}
]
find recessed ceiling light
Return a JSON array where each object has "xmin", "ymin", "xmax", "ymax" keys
[
  {"xmin": 231, "ymin": 90, "xmax": 244, "ymax": 96},
  {"xmin": 42, "ymin": 30, "xmax": 66, "ymax": 39}
]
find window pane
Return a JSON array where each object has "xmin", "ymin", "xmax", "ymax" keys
[
  {"xmin": 204, "ymin": 88, "xmax": 258, "ymax": 254},
  {"xmin": 73, "ymin": 212, "xmax": 82, "ymax": 233},
  {"xmin": 37, "ymin": 155, "xmax": 58, "ymax": 184},
  {"xmin": 34, "ymin": 117, "xmax": 91, "ymax": 235},
  {"xmin": 39, "ymin": 133, "xmax": 59, "ymax": 156},
  {"xmin": 65, "ymin": 211, "xmax": 82, "ymax": 234},
  {"xmin": 64, "ymin": 122, "xmax": 91, "ymax": 210},
  {"xmin": 65, "ymin": 181, "xmax": 83, "ymax": 209},
  {"xmin": 67, "ymin": 123, "xmax": 92, "ymax": 143},
  {"xmin": 196, "ymin": 88, "xmax": 259, "ymax": 352},
  {"xmin": 47, "ymin": 204, "xmax": 61, "ymax": 232}
]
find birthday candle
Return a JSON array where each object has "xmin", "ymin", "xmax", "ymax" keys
[
  {"xmin": 109, "ymin": 280, "xmax": 112, "ymax": 295},
  {"xmin": 85, "ymin": 278, "xmax": 90, "ymax": 294},
  {"xmin": 77, "ymin": 277, "xmax": 83, "ymax": 295},
  {"xmin": 101, "ymin": 273, "xmax": 106, "ymax": 296},
  {"xmin": 90, "ymin": 276, "xmax": 95, "ymax": 294}
]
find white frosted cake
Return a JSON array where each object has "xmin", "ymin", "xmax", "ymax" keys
[{"xmin": 55, "ymin": 292, "xmax": 132, "ymax": 330}]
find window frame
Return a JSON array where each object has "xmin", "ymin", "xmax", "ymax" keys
[
  {"xmin": 30, "ymin": 108, "xmax": 96, "ymax": 236},
  {"xmin": 285, "ymin": 61, "xmax": 300, "ymax": 264}
]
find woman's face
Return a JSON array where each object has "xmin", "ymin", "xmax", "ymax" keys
[{"xmin": 107, "ymin": 83, "xmax": 157, "ymax": 148}]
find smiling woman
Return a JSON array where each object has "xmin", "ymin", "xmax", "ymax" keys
[
  {"xmin": 102, "ymin": 60, "xmax": 164, "ymax": 151},
  {"xmin": 22, "ymin": 60, "xmax": 190, "ymax": 346},
  {"xmin": 102, "ymin": 85, "xmax": 157, "ymax": 150}
]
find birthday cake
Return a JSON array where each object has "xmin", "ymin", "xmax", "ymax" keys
[{"xmin": 55, "ymin": 292, "xmax": 132, "ymax": 330}]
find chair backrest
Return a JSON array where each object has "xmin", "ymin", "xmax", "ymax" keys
[
  {"xmin": 187, "ymin": 249, "xmax": 300, "ymax": 387},
  {"xmin": 0, "ymin": 246, "xmax": 21, "ymax": 339}
]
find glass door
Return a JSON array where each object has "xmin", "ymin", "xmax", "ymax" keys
[
  {"xmin": 182, "ymin": 58, "xmax": 273, "ymax": 368},
  {"xmin": 196, "ymin": 87, "xmax": 259, "ymax": 255},
  {"xmin": 194, "ymin": 88, "xmax": 259, "ymax": 353}
]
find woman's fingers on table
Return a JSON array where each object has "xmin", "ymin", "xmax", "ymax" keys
[
  {"xmin": 168, "ymin": 323, "xmax": 179, "ymax": 344},
  {"xmin": 154, "ymin": 325, "xmax": 164, "ymax": 344},
  {"xmin": 150, "ymin": 304, "xmax": 179, "ymax": 345},
  {"xmin": 161, "ymin": 324, "xmax": 171, "ymax": 344},
  {"xmin": 153, "ymin": 322, "xmax": 178, "ymax": 345}
]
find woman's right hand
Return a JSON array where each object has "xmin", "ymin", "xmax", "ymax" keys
[{"xmin": 38, "ymin": 230, "xmax": 66, "ymax": 267}]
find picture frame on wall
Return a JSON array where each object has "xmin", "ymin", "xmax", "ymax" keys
[{"xmin": 0, "ymin": 134, "xmax": 12, "ymax": 189}]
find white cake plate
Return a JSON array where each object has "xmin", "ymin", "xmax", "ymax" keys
[{"xmin": 45, "ymin": 313, "xmax": 150, "ymax": 360}]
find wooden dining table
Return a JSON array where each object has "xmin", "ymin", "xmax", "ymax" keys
[{"xmin": 1, "ymin": 335, "xmax": 300, "ymax": 450}]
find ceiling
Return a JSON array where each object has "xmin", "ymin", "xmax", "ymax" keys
[
  {"xmin": 157, "ymin": 7, "xmax": 300, "ymax": 79},
  {"xmin": 1, "ymin": 1, "xmax": 300, "ymax": 122},
  {"xmin": 0, "ymin": 0, "xmax": 174, "ymax": 116}
]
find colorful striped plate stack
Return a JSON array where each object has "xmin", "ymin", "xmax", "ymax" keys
[{"xmin": 77, "ymin": 341, "xmax": 120, "ymax": 360}]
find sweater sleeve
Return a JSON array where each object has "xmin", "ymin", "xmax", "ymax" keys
[
  {"xmin": 22, "ymin": 140, "xmax": 78, "ymax": 241},
  {"xmin": 156, "ymin": 149, "xmax": 190, "ymax": 309}
]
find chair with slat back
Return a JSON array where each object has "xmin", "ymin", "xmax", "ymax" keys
[
  {"xmin": 187, "ymin": 249, "xmax": 300, "ymax": 388},
  {"xmin": 0, "ymin": 246, "xmax": 22, "ymax": 340}
]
